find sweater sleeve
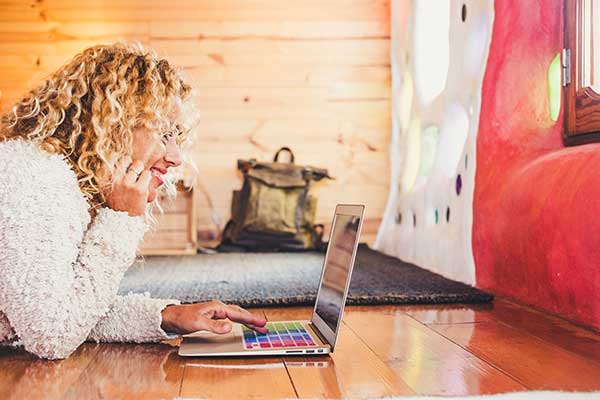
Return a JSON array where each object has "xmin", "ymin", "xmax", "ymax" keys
[
  {"xmin": 88, "ymin": 292, "xmax": 181, "ymax": 343},
  {"xmin": 0, "ymin": 152, "xmax": 174, "ymax": 359}
]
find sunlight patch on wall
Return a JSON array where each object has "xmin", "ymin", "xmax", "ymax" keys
[
  {"xmin": 436, "ymin": 103, "xmax": 470, "ymax": 177},
  {"xmin": 548, "ymin": 52, "xmax": 562, "ymax": 122},
  {"xmin": 413, "ymin": 0, "xmax": 450, "ymax": 106},
  {"xmin": 401, "ymin": 117, "xmax": 421, "ymax": 193},
  {"xmin": 417, "ymin": 125, "xmax": 440, "ymax": 186},
  {"xmin": 397, "ymin": 70, "xmax": 414, "ymax": 131}
]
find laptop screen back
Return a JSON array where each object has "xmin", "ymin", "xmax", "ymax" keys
[{"xmin": 314, "ymin": 213, "xmax": 361, "ymax": 333}]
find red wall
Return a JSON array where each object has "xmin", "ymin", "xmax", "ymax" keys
[{"xmin": 473, "ymin": 0, "xmax": 600, "ymax": 330}]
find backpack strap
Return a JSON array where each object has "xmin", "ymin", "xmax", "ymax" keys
[
  {"xmin": 237, "ymin": 158, "xmax": 256, "ymax": 173},
  {"xmin": 273, "ymin": 147, "xmax": 295, "ymax": 164}
]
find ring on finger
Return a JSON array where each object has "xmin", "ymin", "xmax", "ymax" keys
[
  {"xmin": 233, "ymin": 305, "xmax": 250, "ymax": 313},
  {"xmin": 129, "ymin": 166, "xmax": 143, "ymax": 176}
]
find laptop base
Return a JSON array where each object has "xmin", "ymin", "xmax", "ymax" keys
[{"xmin": 178, "ymin": 321, "xmax": 331, "ymax": 357}]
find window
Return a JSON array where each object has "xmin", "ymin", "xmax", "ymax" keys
[{"xmin": 564, "ymin": 0, "xmax": 600, "ymax": 145}]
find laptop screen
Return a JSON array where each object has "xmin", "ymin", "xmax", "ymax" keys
[{"xmin": 314, "ymin": 213, "xmax": 361, "ymax": 332}]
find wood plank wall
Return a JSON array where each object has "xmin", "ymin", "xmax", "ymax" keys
[{"xmin": 0, "ymin": 0, "xmax": 390, "ymax": 246}]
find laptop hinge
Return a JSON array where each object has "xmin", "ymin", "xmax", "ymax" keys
[{"xmin": 308, "ymin": 322, "xmax": 329, "ymax": 345}]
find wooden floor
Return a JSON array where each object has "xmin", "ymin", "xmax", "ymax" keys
[{"xmin": 1, "ymin": 297, "xmax": 599, "ymax": 399}]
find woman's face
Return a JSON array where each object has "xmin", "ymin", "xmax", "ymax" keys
[{"xmin": 130, "ymin": 125, "xmax": 183, "ymax": 203}]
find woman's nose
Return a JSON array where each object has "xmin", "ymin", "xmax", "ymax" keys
[{"xmin": 165, "ymin": 142, "xmax": 183, "ymax": 168}]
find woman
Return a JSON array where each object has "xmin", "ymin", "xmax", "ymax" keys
[{"xmin": 0, "ymin": 42, "xmax": 267, "ymax": 360}]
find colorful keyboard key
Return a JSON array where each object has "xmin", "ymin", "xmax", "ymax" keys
[{"xmin": 243, "ymin": 321, "xmax": 318, "ymax": 350}]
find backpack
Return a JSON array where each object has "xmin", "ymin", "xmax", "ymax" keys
[{"xmin": 219, "ymin": 147, "xmax": 332, "ymax": 252}]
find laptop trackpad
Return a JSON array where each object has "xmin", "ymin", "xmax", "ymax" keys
[{"xmin": 181, "ymin": 328, "xmax": 243, "ymax": 354}]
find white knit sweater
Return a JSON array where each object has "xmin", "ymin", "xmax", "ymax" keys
[{"xmin": 0, "ymin": 138, "xmax": 180, "ymax": 360}]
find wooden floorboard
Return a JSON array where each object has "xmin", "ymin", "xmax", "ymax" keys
[
  {"xmin": 0, "ymin": 302, "xmax": 599, "ymax": 399},
  {"xmin": 180, "ymin": 358, "xmax": 297, "ymax": 399},
  {"xmin": 343, "ymin": 306, "xmax": 525, "ymax": 396},
  {"xmin": 401, "ymin": 303, "xmax": 494, "ymax": 325},
  {"xmin": 262, "ymin": 306, "xmax": 415, "ymax": 399},
  {"xmin": 483, "ymin": 297, "xmax": 600, "ymax": 363},
  {"xmin": 0, "ymin": 343, "xmax": 100, "ymax": 400},
  {"xmin": 432, "ymin": 320, "xmax": 600, "ymax": 391},
  {"xmin": 63, "ymin": 342, "xmax": 186, "ymax": 399},
  {"xmin": 403, "ymin": 298, "xmax": 600, "ymax": 364}
]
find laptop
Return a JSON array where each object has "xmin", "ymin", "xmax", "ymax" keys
[{"xmin": 178, "ymin": 204, "xmax": 365, "ymax": 357}]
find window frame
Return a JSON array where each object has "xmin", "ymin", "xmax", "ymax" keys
[{"xmin": 563, "ymin": 0, "xmax": 600, "ymax": 146}]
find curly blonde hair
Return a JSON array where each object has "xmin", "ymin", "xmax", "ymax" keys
[{"xmin": 0, "ymin": 42, "xmax": 198, "ymax": 221}]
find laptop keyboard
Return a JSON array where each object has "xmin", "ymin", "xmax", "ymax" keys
[{"xmin": 242, "ymin": 322, "xmax": 317, "ymax": 350}]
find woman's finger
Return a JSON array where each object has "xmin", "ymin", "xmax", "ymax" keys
[
  {"xmin": 192, "ymin": 316, "xmax": 232, "ymax": 334},
  {"xmin": 124, "ymin": 160, "xmax": 145, "ymax": 184},
  {"xmin": 111, "ymin": 156, "xmax": 131, "ymax": 182},
  {"xmin": 228, "ymin": 306, "xmax": 269, "ymax": 333},
  {"xmin": 193, "ymin": 302, "xmax": 268, "ymax": 335},
  {"xmin": 243, "ymin": 323, "xmax": 269, "ymax": 334},
  {"xmin": 217, "ymin": 305, "xmax": 267, "ymax": 328},
  {"xmin": 136, "ymin": 170, "xmax": 152, "ymax": 187},
  {"xmin": 231, "ymin": 304, "xmax": 253, "ymax": 316}
]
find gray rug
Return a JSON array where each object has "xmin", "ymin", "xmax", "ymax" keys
[{"xmin": 119, "ymin": 244, "xmax": 492, "ymax": 306}]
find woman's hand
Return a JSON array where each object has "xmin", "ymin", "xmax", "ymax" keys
[
  {"xmin": 160, "ymin": 301, "xmax": 268, "ymax": 335},
  {"xmin": 104, "ymin": 157, "xmax": 152, "ymax": 217}
]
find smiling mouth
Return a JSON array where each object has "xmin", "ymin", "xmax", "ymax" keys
[
  {"xmin": 151, "ymin": 167, "xmax": 167, "ymax": 175},
  {"xmin": 151, "ymin": 168, "xmax": 165, "ymax": 184}
]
